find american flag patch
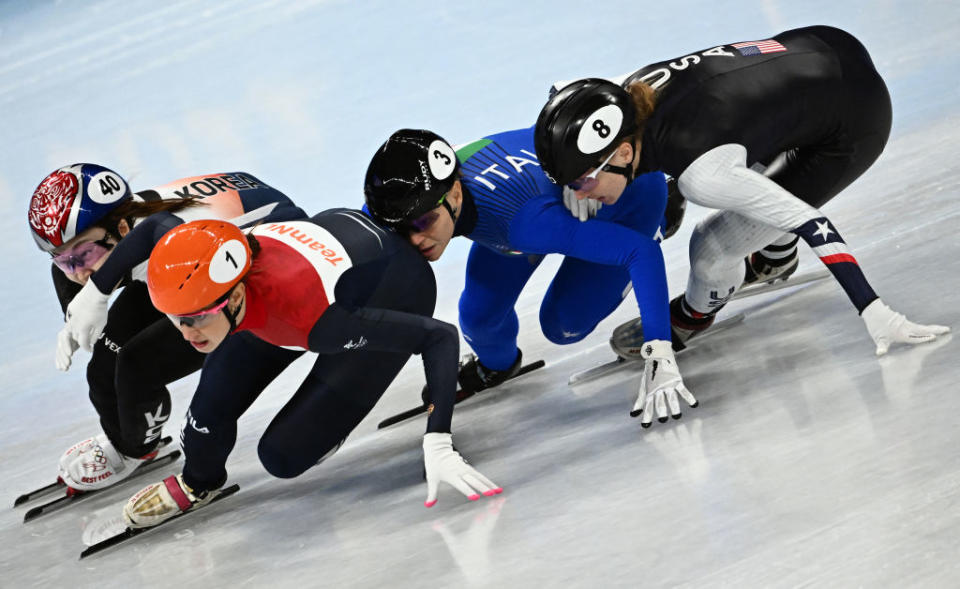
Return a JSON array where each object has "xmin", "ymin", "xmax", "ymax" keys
[{"xmin": 732, "ymin": 39, "xmax": 787, "ymax": 56}]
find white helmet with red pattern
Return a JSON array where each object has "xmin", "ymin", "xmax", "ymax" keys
[{"xmin": 28, "ymin": 163, "xmax": 132, "ymax": 252}]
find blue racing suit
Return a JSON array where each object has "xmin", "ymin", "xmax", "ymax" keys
[{"xmin": 453, "ymin": 126, "xmax": 669, "ymax": 370}]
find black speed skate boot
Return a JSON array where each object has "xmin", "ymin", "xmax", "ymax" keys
[
  {"xmin": 743, "ymin": 236, "xmax": 799, "ymax": 286},
  {"xmin": 670, "ymin": 295, "xmax": 721, "ymax": 352},
  {"xmin": 421, "ymin": 350, "xmax": 524, "ymax": 406}
]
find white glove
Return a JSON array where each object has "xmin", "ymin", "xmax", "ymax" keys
[
  {"xmin": 423, "ymin": 433, "xmax": 501, "ymax": 507},
  {"xmin": 55, "ymin": 326, "xmax": 80, "ymax": 371},
  {"xmin": 861, "ymin": 299, "xmax": 950, "ymax": 356},
  {"xmin": 65, "ymin": 280, "xmax": 111, "ymax": 352},
  {"xmin": 562, "ymin": 186, "xmax": 602, "ymax": 221},
  {"xmin": 630, "ymin": 340, "xmax": 698, "ymax": 428}
]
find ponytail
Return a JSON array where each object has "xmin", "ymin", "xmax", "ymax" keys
[
  {"xmin": 96, "ymin": 198, "xmax": 205, "ymax": 239},
  {"xmin": 623, "ymin": 81, "xmax": 658, "ymax": 145}
]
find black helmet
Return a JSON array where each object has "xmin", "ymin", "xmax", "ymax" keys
[
  {"xmin": 364, "ymin": 129, "xmax": 459, "ymax": 226},
  {"xmin": 534, "ymin": 78, "xmax": 637, "ymax": 186}
]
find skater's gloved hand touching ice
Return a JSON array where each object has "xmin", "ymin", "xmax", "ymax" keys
[
  {"xmin": 55, "ymin": 325, "xmax": 79, "ymax": 371},
  {"xmin": 423, "ymin": 433, "xmax": 502, "ymax": 507},
  {"xmin": 861, "ymin": 299, "xmax": 950, "ymax": 356},
  {"xmin": 630, "ymin": 340, "xmax": 697, "ymax": 427},
  {"xmin": 64, "ymin": 280, "xmax": 111, "ymax": 351}
]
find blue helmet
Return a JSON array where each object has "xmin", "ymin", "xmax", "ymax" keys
[{"xmin": 28, "ymin": 163, "xmax": 132, "ymax": 252}]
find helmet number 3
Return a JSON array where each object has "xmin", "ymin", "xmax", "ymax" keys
[
  {"xmin": 577, "ymin": 104, "xmax": 624, "ymax": 155},
  {"xmin": 87, "ymin": 171, "xmax": 128, "ymax": 204},
  {"xmin": 433, "ymin": 149, "xmax": 451, "ymax": 166},
  {"xmin": 427, "ymin": 139, "xmax": 456, "ymax": 180}
]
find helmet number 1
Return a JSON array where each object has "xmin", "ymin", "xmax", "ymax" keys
[{"xmin": 209, "ymin": 239, "xmax": 248, "ymax": 284}]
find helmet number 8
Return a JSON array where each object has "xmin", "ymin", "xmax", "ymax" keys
[
  {"xmin": 577, "ymin": 104, "xmax": 623, "ymax": 155},
  {"xmin": 592, "ymin": 119, "xmax": 611, "ymax": 138}
]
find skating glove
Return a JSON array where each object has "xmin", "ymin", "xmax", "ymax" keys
[
  {"xmin": 861, "ymin": 299, "xmax": 950, "ymax": 356},
  {"xmin": 562, "ymin": 186, "xmax": 602, "ymax": 221},
  {"xmin": 65, "ymin": 280, "xmax": 111, "ymax": 352},
  {"xmin": 55, "ymin": 325, "xmax": 79, "ymax": 371},
  {"xmin": 423, "ymin": 433, "xmax": 501, "ymax": 507},
  {"xmin": 630, "ymin": 340, "xmax": 698, "ymax": 428}
]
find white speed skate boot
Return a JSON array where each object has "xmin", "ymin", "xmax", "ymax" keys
[
  {"xmin": 58, "ymin": 433, "xmax": 159, "ymax": 493},
  {"xmin": 743, "ymin": 237, "xmax": 800, "ymax": 286},
  {"xmin": 123, "ymin": 474, "xmax": 218, "ymax": 528}
]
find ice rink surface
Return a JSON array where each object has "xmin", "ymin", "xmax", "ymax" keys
[{"xmin": 1, "ymin": 0, "xmax": 958, "ymax": 586}]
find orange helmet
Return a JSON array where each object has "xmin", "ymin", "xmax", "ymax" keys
[{"xmin": 147, "ymin": 220, "xmax": 252, "ymax": 315}]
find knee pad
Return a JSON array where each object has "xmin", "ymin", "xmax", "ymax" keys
[
  {"xmin": 686, "ymin": 213, "xmax": 782, "ymax": 313},
  {"xmin": 458, "ymin": 299, "xmax": 513, "ymax": 341},
  {"xmin": 258, "ymin": 438, "xmax": 309, "ymax": 479},
  {"xmin": 539, "ymin": 305, "xmax": 592, "ymax": 345}
]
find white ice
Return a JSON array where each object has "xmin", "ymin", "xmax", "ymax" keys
[{"xmin": 1, "ymin": 1, "xmax": 958, "ymax": 586}]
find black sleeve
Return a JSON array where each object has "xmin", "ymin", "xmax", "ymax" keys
[
  {"xmin": 51, "ymin": 264, "xmax": 82, "ymax": 317},
  {"xmin": 308, "ymin": 303, "xmax": 459, "ymax": 434},
  {"xmin": 91, "ymin": 212, "xmax": 184, "ymax": 293}
]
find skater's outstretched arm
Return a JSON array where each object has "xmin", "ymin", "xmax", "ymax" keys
[{"xmin": 510, "ymin": 195, "xmax": 699, "ymax": 426}]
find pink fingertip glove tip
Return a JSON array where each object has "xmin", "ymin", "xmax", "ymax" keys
[
  {"xmin": 424, "ymin": 500, "xmax": 437, "ymax": 508},
  {"xmin": 493, "ymin": 487, "xmax": 503, "ymax": 494},
  {"xmin": 468, "ymin": 494, "xmax": 481, "ymax": 501},
  {"xmin": 482, "ymin": 490, "xmax": 496, "ymax": 497}
]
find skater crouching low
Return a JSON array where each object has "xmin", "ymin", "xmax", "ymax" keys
[{"xmin": 123, "ymin": 213, "xmax": 500, "ymax": 527}]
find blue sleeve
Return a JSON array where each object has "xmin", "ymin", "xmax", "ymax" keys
[
  {"xmin": 91, "ymin": 212, "xmax": 183, "ymax": 292},
  {"xmin": 507, "ymin": 197, "xmax": 672, "ymax": 341}
]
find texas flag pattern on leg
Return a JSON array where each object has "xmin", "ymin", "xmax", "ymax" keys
[{"xmin": 792, "ymin": 217, "xmax": 878, "ymax": 312}]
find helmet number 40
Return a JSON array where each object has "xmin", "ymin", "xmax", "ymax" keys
[{"xmin": 88, "ymin": 171, "xmax": 127, "ymax": 204}]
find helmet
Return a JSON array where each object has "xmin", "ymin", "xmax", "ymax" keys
[
  {"xmin": 534, "ymin": 79, "xmax": 638, "ymax": 186},
  {"xmin": 28, "ymin": 163, "xmax": 132, "ymax": 252},
  {"xmin": 147, "ymin": 220, "xmax": 252, "ymax": 315},
  {"xmin": 364, "ymin": 129, "xmax": 459, "ymax": 226}
]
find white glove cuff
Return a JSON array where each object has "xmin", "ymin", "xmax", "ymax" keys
[
  {"xmin": 423, "ymin": 432, "xmax": 453, "ymax": 452},
  {"xmin": 860, "ymin": 298, "xmax": 889, "ymax": 321},
  {"xmin": 79, "ymin": 278, "xmax": 110, "ymax": 299},
  {"xmin": 640, "ymin": 339, "xmax": 675, "ymax": 360},
  {"xmin": 861, "ymin": 298, "xmax": 904, "ymax": 331}
]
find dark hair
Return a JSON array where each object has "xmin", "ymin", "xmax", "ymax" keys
[
  {"xmin": 95, "ymin": 198, "xmax": 204, "ymax": 239},
  {"xmin": 621, "ymin": 81, "xmax": 658, "ymax": 148},
  {"xmin": 246, "ymin": 232, "xmax": 261, "ymax": 258}
]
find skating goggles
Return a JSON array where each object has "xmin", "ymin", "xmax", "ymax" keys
[
  {"xmin": 397, "ymin": 193, "xmax": 448, "ymax": 235},
  {"xmin": 51, "ymin": 239, "xmax": 113, "ymax": 274},
  {"xmin": 166, "ymin": 297, "xmax": 231, "ymax": 328},
  {"xmin": 566, "ymin": 150, "xmax": 618, "ymax": 192}
]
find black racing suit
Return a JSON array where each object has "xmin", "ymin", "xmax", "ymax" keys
[
  {"xmin": 621, "ymin": 26, "xmax": 891, "ymax": 312},
  {"xmin": 179, "ymin": 210, "xmax": 458, "ymax": 492},
  {"xmin": 627, "ymin": 25, "xmax": 891, "ymax": 209}
]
